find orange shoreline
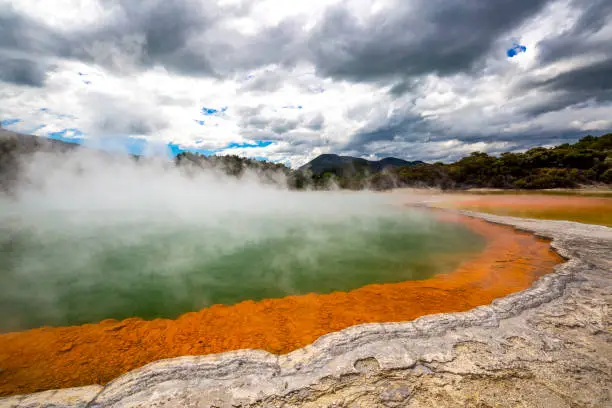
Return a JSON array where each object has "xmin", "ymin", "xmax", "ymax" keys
[
  {"xmin": 437, "ymin": 194, "xmax": 612, "ymax": 226},
  {"xmin": 0, "ymin": 212, "xmax": 563, "ymax": 396}
]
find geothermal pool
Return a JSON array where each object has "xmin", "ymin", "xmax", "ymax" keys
[
  {"xmin": 0, "ymin": 205, "xmax": 485, "ymax": 332},
  {"xmin": 0, "ymin": 155, "xmax": 563, "ymax": 396},
  {"xmin": 0, "ymin": 209, "xmax": 562, "ymax": 396}
]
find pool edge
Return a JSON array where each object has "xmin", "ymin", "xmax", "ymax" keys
[{"xmin": 2, "ymin": 210, "xmax": 611, "ymax": 407}]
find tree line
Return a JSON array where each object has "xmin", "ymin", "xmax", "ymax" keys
[
  {"xmin": 175, "ymin": 133, "xmax": 612, "ymax": 190},
  {"xmin": 2, "ymin": 132, "xmax": 610, "ymax": 192},
  {"xmin": 293, "ymin": 133, "xmax": 612, "ymax": 190}
]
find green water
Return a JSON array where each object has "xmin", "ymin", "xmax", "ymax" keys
[{"xmin": 0, "ymin": 207, "xmax": 485, "ymax": 332}]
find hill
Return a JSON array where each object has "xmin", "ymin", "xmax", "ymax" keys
[
  {"xmin": 366, "ymin": 133, "xmax": 612, "ymax": 190},
  {"xmin": 0, "ymin": 129, "xmax": 81, "ymax": 191},
  {"xmin": 2, "ymin": 130, "xmax": 610, "ymax": 192},
  {"xmin": 0, "ymin": 131, "xmax": 297, "ymax": 192},
  {"xmin": 299, "ymin": 154, "xmax": 424, "ymax": 176},
  {"xmin": 0, "ymin": 128, "xmax": 80, "ymax": 153}
]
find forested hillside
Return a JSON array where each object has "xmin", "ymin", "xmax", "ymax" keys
[
  {"xmin": 2, "ymin": 131, "xmax": 611, "ymax": 192},
  {"xmin": 298, "ymin": 154, "xmax": 423, "ymax": 177},
  {"xmin": 361, "ymin": 134, "xmax": 612, "ymax": 190}
]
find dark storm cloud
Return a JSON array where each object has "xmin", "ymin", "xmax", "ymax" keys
[
  {"xmin": 0, "ymin": 57, "xmax": 48, "ymax": 87},
  {"xmin": 537, "ymin": 0, "xmax": 612, "ymax": 65},
  {"xmin": 521, "ymin": 0, "xmax": 612, "ymax": 117},
  {"xmin": 0, "ymin": 0, "xmax": 569, "ymax": 86},
  {"xmin": 388, "ymin": 79, "xmax": 422, "ymax": 97},
  {"xmin": 0, "ymin": 0, "xmax": 305, "ymax": 78},
  {"xmin": 3, "ymin": 0, "xmax": 555, "ymax": 82},
  {"xmin": 540, "ymin": 58, "xmax": 612, "ymax": 94},
  {"xmin": 335, "ymin": 0, "xmax": 612, "ymax": 158},
  {"xmin": 0, "ymin": 0, "xmax": 605, "ymax": 87},
  {"xmin": 344, "ymin": 111, "xmax": 437, "ymax": 151},
  {"xmin": 118, "ymin": 1, "xmax": 201, "ymax": 58},
  {"xmin": 0, "ymin": 6, "xmax": 68, "ymax": 55},
  {"xmin": 519, "ymin": 57, "xmax": 612, "ymax": 117},
  {"xmin": 71, "ymin": 0, "xmax": 217, "ymax": 75},
  {"xmin": 0, "ymin": 0, "xmax": 218, "ymax": 76},
  {"xmin": 0, "ymin": 6, "xmax": 62, "ymax": 86},
  {"xmin": 308, "ymin": 0, "xmax": 551, "ymax": 83},
  {"xmin": 204, "ymin": 19, "xmax": 306, "ymax": 75}
]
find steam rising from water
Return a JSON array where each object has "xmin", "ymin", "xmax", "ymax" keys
[{"xmin": 0, "ymin": 150, "xmax": 484, "ymax": 331}]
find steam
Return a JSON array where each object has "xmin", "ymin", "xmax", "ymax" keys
[{"xmin": 0, "ymin": 149, "xmax": 483, "ymax": 332}]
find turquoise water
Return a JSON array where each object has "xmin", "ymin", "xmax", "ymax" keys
[{"xmin": 0, "ymin": 205, "xmax": 485, "ymax": 332}]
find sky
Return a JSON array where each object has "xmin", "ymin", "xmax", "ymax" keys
[{"xmin": 1, "ymin": 0, "xmax": 611, "ymax": 168}]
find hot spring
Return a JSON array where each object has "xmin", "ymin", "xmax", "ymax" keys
[
  {"xmin": 1, "ymin": 151, "xmax": 565, "ymax": 397},
  {"xmin": 0, "ymin": 152, "xmax": 487, "ymax": 333}
]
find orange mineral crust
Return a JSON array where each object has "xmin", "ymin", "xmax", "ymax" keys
[
  {"xmin": 0, "ymin": 214, "xmax": 562, "ymax": 396},
  {"xmin": 444, "ymin": 194, "xmax": 612, "ymax": 226}
]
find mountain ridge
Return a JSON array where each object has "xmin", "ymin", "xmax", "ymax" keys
[{"xmin": 299, "ymin": 153, "xmax": 424, "ymax": 176}]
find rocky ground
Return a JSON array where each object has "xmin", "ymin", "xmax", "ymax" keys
[{"xmin": 1, "ymin": 210, "xmax": 611, "ymax": 408}]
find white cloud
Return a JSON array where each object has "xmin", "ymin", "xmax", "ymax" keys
[{"xmin": 1, "ymin": 0, "xmax": 611, "ymax": 167}]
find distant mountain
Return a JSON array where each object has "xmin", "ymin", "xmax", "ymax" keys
[{"xmin": 299, "ymin": 154, "xmax": 424, "ymax": 176}]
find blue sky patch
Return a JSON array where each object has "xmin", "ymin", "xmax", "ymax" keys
[
  {"xmin": 225, "ymin": 140, "xmax": 273, "ymax": 149},
  {"xmin": 95, "ymin": 137, "xmax": 148, "ymax": 156},
  {"xmin": 507, "ymin": 44, "xmax": 527, "ymax": 58},
  {"xmin": 167, "ymin": 140, "xmax": 273, "ymax": 159},
  {"xmin": 201, "ymin": 106, "xmax": 228, "ymax": 116},
  {"xmin": 47, "ymin": 128, "xmax": 85, "ymax": 144},
  {"xmin": 46, "ymin": 130, "xmax": 152, "ymax": 156},
  {"xmin": 202, "ymin": 107, "xmax": 218, "ymax": 115},
  {"xmin": 194, "ymin": 120, "xmax": 206, "ymax": 125},
  {"xmin": 1, "ymin": 118, "xmax": 21, "ymax": 127},
  {"xmin": 167, "ymin": 142, "xmax": 219, "ymax": 158}
]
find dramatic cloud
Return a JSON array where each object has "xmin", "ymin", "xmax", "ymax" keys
[
  {"xmin": 0, "ymin": 58, "xmax": 48, "ymax": 87},
  {"xmin": 308, "ymin": 0, "xmax": 550, "ymax": 81},
  {"xmin": 1, "ymin": 0, "xmax": 611, "ymax": 167}
]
